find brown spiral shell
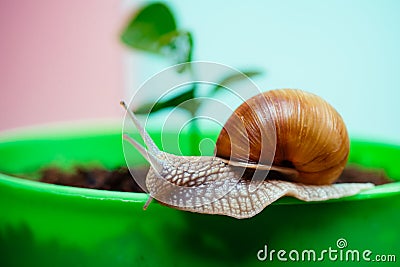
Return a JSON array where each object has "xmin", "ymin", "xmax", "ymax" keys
[{"xmin": 215, "ymin": 89, "xmax": 349, "ymax": 185}]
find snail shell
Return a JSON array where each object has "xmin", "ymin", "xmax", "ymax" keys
[
  {"xmin": 121, "ymin": 89, "xmax": 373, "ymax": 219},
  {"xmin": 216, "ymin": 89, "xmax": 349, "ymax": 185}
]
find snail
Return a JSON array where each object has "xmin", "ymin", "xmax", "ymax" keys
[{"xmin": 121, "ymin": 89, "xmax": 373, "ymax": 219}]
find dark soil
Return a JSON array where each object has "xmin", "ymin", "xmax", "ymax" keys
[
  {"xmin": 39, "ymin": 166, "xmax": 148, "ymax": 193},
  {"xmin": 37, "ymin": 165, "xmax": 393, "ymax": 193},
  {"xmin": 336, "ymin": 165, "xmax": 392, "ymax": 185}
]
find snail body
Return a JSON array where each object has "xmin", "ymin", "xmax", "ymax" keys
[{"xmin": 121, "ymin": 89, "xmax": 373, "ymax": 219}]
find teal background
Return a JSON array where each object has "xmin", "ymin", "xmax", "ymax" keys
[{"xmin": 128, "ymin": 0, "xmax": 400, "ymax": 144}]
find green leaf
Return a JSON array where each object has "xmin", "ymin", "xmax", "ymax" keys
[
  {"xmin": 120, "ymin": 2, "xmax": 194, "ymax": 70},
  {"xmin": 158, "ymin": 30, "xmax": 194, "ymax": 70},
  {"xmin": 120, "ymin": 2, "xmax": 177, "ymax": 53},
  {"xmin": 134, "ymin": 85, "xmax": 199, "ymax": 115},
  {"xmin": 211, "ymin": 70, "xmax": 263, "ymax": 94}
]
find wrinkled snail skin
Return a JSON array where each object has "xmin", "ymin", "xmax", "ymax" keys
[
  {"xmin": 144, "ymin": 161, "xmax": 372, "ymax": 219},
  {"xmin": 216, "ymin": 89, "xmax": 349, "ymax": 185},
  {"xmin": 121, "ymin": 90, "xmax": 373, "ymax": 219}
]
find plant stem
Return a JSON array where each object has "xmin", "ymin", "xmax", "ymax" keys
[
  {"xmin": 187, "ymin": 65, "xmax": 202, "ymax": 156},
  {"xmin": 189, "ymin": 110, "xmax": 202, "ymax": 156}
]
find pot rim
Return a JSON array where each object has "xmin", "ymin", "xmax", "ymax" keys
[{"xmin": 0, "ymin": 122, "xmax": 399, "ymax": 206}]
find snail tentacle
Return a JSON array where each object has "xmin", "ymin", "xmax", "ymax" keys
[
  {"xmin": 122, "ymin": 133, "xmax": 164, "ymax": 174},
  {"xmin": 120, "ymin": 101, "xmax": 162, "ymax": 157}
]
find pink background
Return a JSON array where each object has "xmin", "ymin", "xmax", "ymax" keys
[
  {"xmin": 1, "ymin": 1, "xmax": 399, "ymax": 143},
  {"xmin": 0, "ymin": 0, "xmax": 127, "ymax": 131}
]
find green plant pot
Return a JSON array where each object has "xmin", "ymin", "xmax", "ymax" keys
[{"xmin": 0, "ymin": 124, "xmax": 399, "ymax": 267}]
